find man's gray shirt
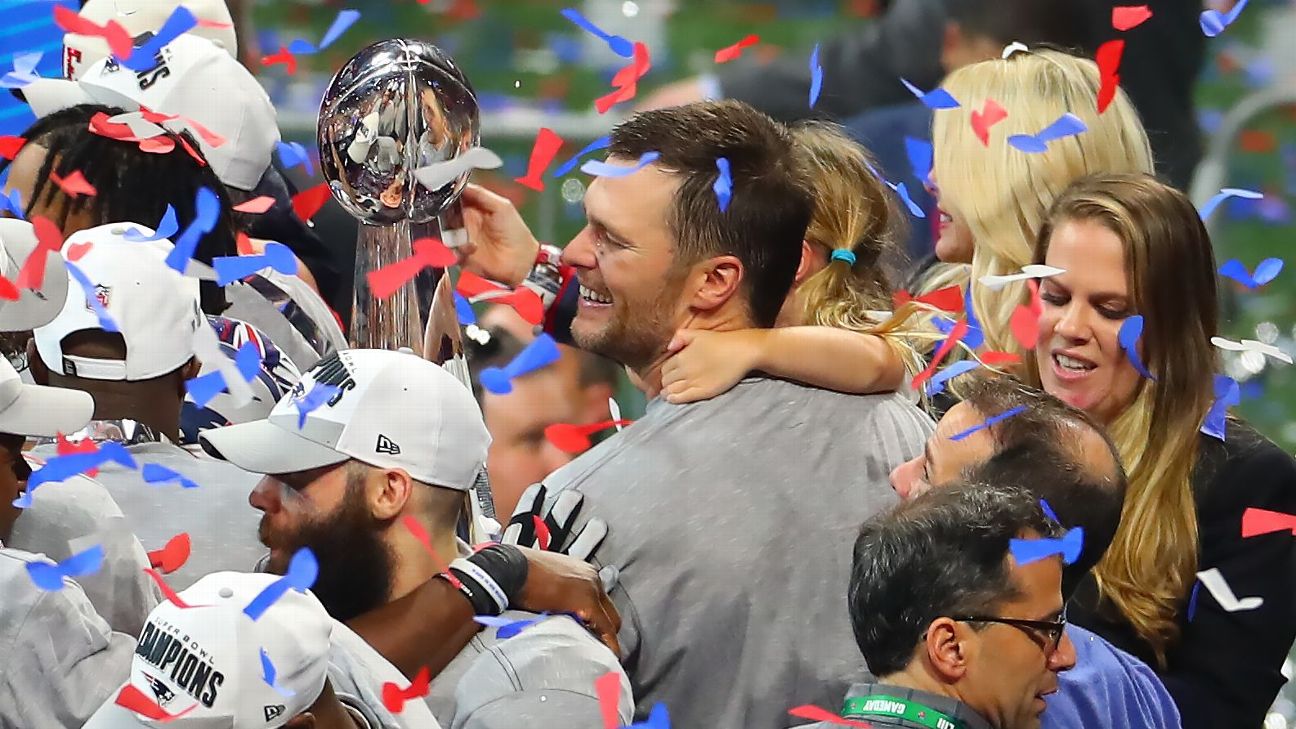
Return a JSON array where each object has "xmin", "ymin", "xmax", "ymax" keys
[{"xmin": 533, "ymin": 378, "xmax": 933, "ymax": 729}]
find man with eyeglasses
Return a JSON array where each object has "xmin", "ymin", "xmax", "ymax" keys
[{"xmin": 796, "ymin": 480, "xmax": 1075, "ymax": 729}]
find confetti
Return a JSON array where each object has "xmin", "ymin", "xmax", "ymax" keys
[
  {"xmin": 1195, "ymin": 567, "xmax": 1262, "ymax": 612},
  {"xmin": 114, "ymin": 684, "xmax": 197, "ymax": 722},
  {"xmin": 260, "ymin": 648, "xmax": 297, "ymax": 698},
  {"xmin": 911, "ymin": 319, "xmax": 969, "ymax": 391},
  {"xmin": 141, "ymin": 463, "xmax": 200, "ymax": 490},
  {"xmin": 56, "ymin": 434, "xmax": 100, "ymax": 476},
  {"xmin": 17, "ymin": 216, "xmax": 63, "ymax": 291},
  {"xmin": 119, "ymin": 7, "xmax": 197, "ymax": 71},
  {"xmin": 243, "ymin": 547, "xmax": 318, "ymax": 620},
  {"xmin": 949, "ymin": 404, "xmax": 1027, "ymax": 441},
  {"xmin": 1008, "ymin": 113, "xmax": 1088, "ymax": 153},
  {"xmin": 1040, "ymin": 498, "xmax": 1060, "ymax": 523},
  {"xmin": 382, "ymin": 667, "xmax": 431, "ymax": 713},
  {"xmin": 473, "ymin": 612, "xmax": 549, "ymax": 639},
  {"xmin": 1219, "ymin": 257, "xmax": 1282, "ymax": 289},
  {"xmin": 16, "ymin": 442, "xmax": 135, "ymax": 508},
  {"xmin": 261, "ymin": 47, "xmax": 298, "ymax": 75},
  {"xmin": 147, "ymin": 533, "xmax": 191, "ymax": 574},
  {"xmin": 1096, "ymin": 40, "xmax": 1125, "ymax": 114},
  {"xmin": 595, "ymin": 42, "xmax": 652, "ymax": 113},
  {"xmin": 960, "ymin": 283, "xmax": 985, "ymax": 349},
  {"xmin": 545, "ymin": 420, "xmax": 635, "ymax": 454},
  {"xmin": 1211, "ymin": 337, "xmax": 1293, "ymax": 364},
  {"xmin": 905, "ymin": 136, "xmax": 932, "ymax": 185},
  {"xmin": 715, "ymin": 34, "xmax": 760, "ymax": 64},
  {"xmin": 553, "ymin": 136, "xmax": 611, "ymax": 178},
  {"xmin": 1112, "ymin": 5, "xmax": 1153, "ymax": 30},
  {"xmin": 1187, "ymin": 580, "xmax": 1201, "ymax": 621},
  {"xmin": 1201, "ymin": 374, "xmax": 1239, "ymax": 441},
  {"xmin": 49, "ymin": 170, "xmax": 97, "ymax": 198},
  {"xmin": 970, "ymin": 99, "xmax": 1008, "ymax": 146},
  {"xmin": 980, "ymin": 265, "xmax": 1065, "ymax": 290},
  {"xmin": 367, "ymin": 238, "xmax": 458, "ymax": 300},
  {"xmin": 1118, "ymin": 315, "xmax": 1156, "ymax": 379},
  {"xmin": 628, "ymin": 703, "xmax": 670, "ymax": 729},
  {"xmin": 581, "ymin": 151, "xmax": 660, "ymax": 178},
  {"xmin": 787, "ymin": 705, "xmax": 872, "ymax": 728},
  {"xmin": 980, "ymin": 351, "xmax": 1023, "ymax": 367},
  {"xmin": 454, "ymin": 293, "xmax": 476, "ymax": 326},
  {"xmin": 713, "ymin": 157, "xmax": 732, "ymax": 212},
  {"xmin": 144, "ymin": 566, "xmax": 194, "ymax": 607},
  {"xmin": 52, "ymin": 5, "xmax": 132, "ymax": 60},
  {"xmin": 1201, "ymin": 0, "xmax": 1248, "ymax": 37},
  {"xmin": 1010, "ymin": 526, "xmax": 1084, "ymax": 565},
  {"xmin": 286, "ymin": 9, "xmax": 361, "ymax": 55},
  {"xmin": 560, "ymin": 8, "xmax": 635, "ymax": 57},
  {"xmin": 1199, "ymin": 187, "xmax": 1263, "ymax": 220},
  {"xmin": 413, "ymin": 147, "xmax": 503, "ymax": 192},
  {"xmin": 276, "ymin": 141, "xmax": 313, "ymax": 177},
  {"xmin": 166, "ymin": 187, "xmax": 221, "ymax": 274},
  {"xmin": 456, "ymin": 271, "xmax": 546, "ymax": 324},
  {"xmin": 926, "ymin": 360, "xmax": 980, "ymax": 397},
  {"xmin": 533, "ymin": 516, "xmax": 551, "ymax": 550},
  {"xmin": 291, "ymin": 183, "xmax": 332, "ymax": 224},
  {"xmin": 0, "ymin": 51, "xmax": 42, "ymax": 89},
  {"xmin": 516, "ymin": 128, "xmax": 564, "ymax": 192},
  {"xmin": 123, "ymin": 206, "xmax": 180, "ymax": 242},
  {"xmin": 900, "ymin": 78, "xmax": 960, "ymax": 110},
  {"xmin": 1010, "ymin": 284, "xmax": 1043, "ymax": 351},
  {"xmin": 609, "ymin": 397, "xmax": 625, "ymax": 431},
  {"xmin": 1241, "ymin": 507, "xmax": 1296, "ymax": 538},
  {"xmin": 0, "ymin": 189, "xmax": 24, "ymax": 220},
  {"xmin": 295, "ymin": 383, "xmax": 343, "ymax": 428},
  {"xmin": 480, "ymin": 333, "xmax": 562, "ymax": 395},
  {"xmin": 233, "ymin": 196, "xmax": 277, "ymax": 214},
  {"xmin": 893, "ymin": 284, "xmax": 964, "ymax": 313},
  {"xmin": 596, "ymin": 670, "xmax": 622, "ymax": 729},
  {"xmin": 886, "ymin": 180, "xmax": 926, "ymax": 219},
  {"xmin": 809, "ymin": 44, "xmax": 824, "ymax": 108},
  {"xmin": 0, "ymin": 136, "xmax": 24, "ymax": 160},
  {"xmin": 26, "ymin": 545, "xmax": 105, "ymax": 590},
  {"xmin": 213, "ymin": 243, "xmax": 299, "ymax": 286}
]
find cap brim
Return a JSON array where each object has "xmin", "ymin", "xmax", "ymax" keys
[
  {"xmin": 20, "ymin": 78, "xmax": 96, "ymax": 118},
  {"xmin": 0, "ymin": 220, "xmax": 70, "ymax": 331},
  {"xmin": 0, "ymin": 382, "xmax": 94, "ymax": 437},
  {"xmin": 200, "ymin": 419, "xmax": 348, "ymax": 475}
]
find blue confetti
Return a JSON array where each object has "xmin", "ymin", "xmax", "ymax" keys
[
  {"xmin": 480, "ymin": 334, "xmax": 562, "ymax": 395},
  {"xmin": 0, "ymin": 51, "xmax": 42, "ymax": 89},
  {"xmin": 552, "ymin": 136, "xmax": 611, "ymax": 178},
  {"xmin": 560, "ymin": 8, "xmax": 635, "ymax": 58},
  {"xmin": 1010, "ymin": 526, "xmax": 1084, "ymax": 566},
  {"xmin": 886, "ymin": 181, "xmax": 926, "ymax": 219},
  {"xmin": 0, "ymin": 189, "xmax": 24, "ymax": 220},
  {"xmin": 1118, "ymin": 315, "xmax": 1156, "ymax": 380},
  {"xmin": 808, "ymin": 44, "xmax": 823, "ymax": 108},
  {"xmin": 1219, "ymin": 258, "xmax": 1282, "ymax": 289},
  {"xmin": 580, "ymin": 151, "xmax": 659, "ymax": 178},
  {"xmin": 1186, "ymin": 580, "xmax": 1202, "ymax": 621},
  {"xmin": 212, "ymin": 243, "xmax": 299, "ymax": 286},
  {"xmin": 453, "ymin": 293, "xmax": 477, "ymax": 326},
  {"xmin": 260, "ymin": 648, "xmax": 297, "ymax": 698},
  {"xmin": 1008, "ymin": 113, "xmax": 1088, "ymax": 153},
  {"xmin": 1201, "ymin": 0, "xmax": 1248, "ymax": 36},
  {"xmin": 123, "ymin": 205, "xmax": 179, "ymax": 242},
  {"xmin": 949, "ymin": 405, "xmax": 1027, "ymax": 442},
  {"xmin": 628, "ymin": 703, "xmax": 671, "ymax": 729},
  {"xmin": 26, "ymin": 545, "xmax": 105, "ymax": 591},
  {"xmin": 185, "ymin": 371, "xmax": 230, "ymax": 409},
  {"xmin": 295, "ymin": 383, "xmax": 342, "ymax": 428},
  {"xmin": 244, "ymin": 547, "xmax": 318, "ymax": 620},
  {"xmin": 1039, "ymin": 498, "xmax": 1060, "ymax": 524},
  {"xmin": 713, "ymin": 157, "xmax": 732, "ymax": 213},
  {"xmin": 1201, "ymin": 374, "xmax": 1239, "ymax": 441},
  {"xmin": 925, "ymin": 360, "xmax": 979, "ymax": 396},
  {"xmin": 66, "ymin": 263, "xmax": 119, "ymax": 333},
  {"xmin": 276, "ymin": 141, "xmax": 314, "ymax": 177},
  {"xmin": 167, "ymin": 188, "xmax": 221, "ymax": 273},
  {"xmin": 473, "ymin": 612, "xmax": 549, "ymax": 639},
  {"xmin": 119, "ymin": 7, "xmax": 197, "ymax": 71},
  {"xmin": 904, "ymin": 136, "xmax": 933, "ymax": 186},
  {"xmin": 286, "ymin": 9, "xmax": 361, "ymax": 54},
  {"xmin": 900, "ymin": 78, "xmax": 960, "ymax": 110},
  {"xmin": 962, "ymin": 283, "xmax": 985, "ymax": 349},
  {"xmin": 1199, "ymin": 188, "xmax": 1263, "ymax": 221},
  {"xmin": 142, "ymin": 463, "xmax": 200, "ymax": 489},
  {"xmin": 235, "ymin": 342, "xmax": 262, "ymax": 382}
]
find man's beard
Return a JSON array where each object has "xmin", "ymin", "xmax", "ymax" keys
[
  {"xmin": 572, "ymin": 272, "xmax": 686, "ymax": 370},
  {"xmin": 259, "ymin": 482, "xmax": 395, "ymax": 622}
]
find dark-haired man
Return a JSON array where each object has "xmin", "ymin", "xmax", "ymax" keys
[
  {"xmin": 888, "ymin": 376, "xmax": 1181, "ymax": 729},
  {"xmin": 470, "ymin": 101, "xmax": 933, "ymax": 727},
  {"xmin": 797, "ymin": 481, "xmax": 1075, "ymax": 729}
]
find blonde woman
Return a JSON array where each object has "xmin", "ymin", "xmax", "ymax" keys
[{"xmin": 1028, "ymin": 173, "xmax": 1296, "ymax": 728}]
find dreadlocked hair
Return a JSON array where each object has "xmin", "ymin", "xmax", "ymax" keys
[{"xmin": 1, "ymin": 104, "xmax": 237, "ymax": 313}]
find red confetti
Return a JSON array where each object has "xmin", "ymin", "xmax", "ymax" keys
[
  {"xmin": 1241, "ymin": 507, "xmax": 1296, "ymax": 538},
  {"xmin": 911, "ymin": 319, "xmax": 969, "ymax": 391},
  {"xmin": 402, "ymin": 515, "xmax": 462, "ymax": 590},
  {"xmin": 143, "ymin": 567, "xmax": 195, "ymax": 608},
  {"xmin": 595, "ymin": 670, "xmax": 621, "ymax": 729},
  {"xmin": 970, "ymin": 99, "xmax": 1008, "ymax": 147},
  {"xmin": 261, "ymin": 47, "xmax": 298, "ymax": 75},
  {"xmin": 980, "ymin": 351, "xmax": 1023, "ymax": 367},
  {"xmin": 53, "ymin": 5, "xmax": 132, "ymax": 60},
  {"xmin": 18, "ymin": 216, "xmax": 64, "ymax": 291},
  {"xmin": 455, "ymin": 271, "xmax": 547, "ymax": 325},
  {"xmin": 0, "ymin": 136, "xmax": 24, "ymax": 160},
  {"xmin": 65, "ymin": 242, "xmax": 93, "ymax": 262},
  {"xmin": 515, "ymin": 128, "xmax": 564, "ymax": 192},
  {"xmin": 788, "ymin": 705, "xmax": 873, "ymax": 727},
  {"xmin": 533, "ymin": 515, "xmax": 551, "ymax": 550},
  {"xmin": 0, "ymin": 276, "xmax": 18, "ymax": 301},
  {"xmin": 544, "ymin": 420, "xmax": 634, "ymax": 454},
  {"xmin": 233, "ymin": 196, "xmax": 276, "ymax": 214},
  {"xmin": 1239, "ymin": 130, "xmax": 1276, "ymax": 154},
  {"xmin": 114, "ymin": 684, "xmax": 198, "ymax": 722},
  {"xmin": 49, "ymin": 170, "xmax": 97, "ymax": 198},
  {"xmin": 715, "ymin": 34, "xmax": 760, "ymax": 64},
  {"xmin": 1096, "ymin": 40, "xmax": 1125, "ymax": 114},
  {"xmin": 56, "ymin": 433, "xmax": 100, "ymax": 475},
  {"xmin": 596, "ymin": 42, "xmax": 652, "ymax": 114},
  {"xmin": 235, "ymin": 232, "xmax": 256, "ymax": 256},
  {"xmin": 1112, "ymin": 5, "xmax": 1153, "ymax": 31},
  {"xmin": 138, "ymin": 107, "xmax": 227, "ymax": 149},
  {"xmin": 1009, "ymin": 279, "xmax": 1042, "ymax": 351},
  {"xmin": 147, "ymin": 533, "xmax": 192, "ymax": 574},
  {"xmin": 291, "ymin": 183, "xmax": 332, "ymax": 224},
  {"xmin": 381, "ymin": 667, "xmax": 431, "ymax": 713},
  {"xmin": 367, "ymin": 238, "xmax": 457, "ymax": 300},
  {"xmin": 893, "ymin": 284, "xmax": 964, "ymax": 313},
  {"xmin": 196, "ymin": 18, "xmax": 233, "ymax": 29},
  {"xmin": 138, "ymin": 136, "xmax": 177, "ymax": 155}
]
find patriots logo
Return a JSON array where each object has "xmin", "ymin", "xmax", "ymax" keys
[
  {"xmin": 93, "ymin": 284, "xmax": 111, "ymax": 310},
  {"xmin": 143, "ymin": 673, "xmax": 176, "ymax": 706}
]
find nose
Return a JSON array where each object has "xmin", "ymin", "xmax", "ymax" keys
[
  {"xmin": 1052, "ymin": 302, "xmax": 1092, "ymax": 343},
  {"xmin": 890, "ymin": 456, "xmax": 921, "ymax": 499},
  {"xmin": 1050, "ymin": 630, "xmax": 1077, "ymax": 672},
  {"xmin": 562, "ymin": 227, "xmax": 597, "ymax": 270},
  {"xmin": 249, "ymin": 476, "xmax": 282, "ymax": 514}
]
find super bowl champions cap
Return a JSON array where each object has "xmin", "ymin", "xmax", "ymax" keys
[
  {"xmin": 33, "ymin": 223, "xmax": 203, "ymax": 382},
  {"xmin": 63, "ymin": 0, "xmax": 238, "ymax": 80},
  {"xmin": 201, "ymin": 349, "xmax": 491, "ymax": 490},
  {"xmin": 0, "ymin": 355, "xmax": 93, "ymax": 437},
  {"xmin": 25, "ymin": 33, "xmax": 279, "ymax": 191},
  {"xmin": 83, "ymin": 572, "xmax": 333, "ymax": 729},
  {"xmin": 0, "ymin": 218, "xmax": 70, "ymax": 331}
]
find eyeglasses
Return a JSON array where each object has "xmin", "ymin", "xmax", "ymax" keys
[{"xmin": 953, "ymin": 609, "xmax": 1068, "ymax": 654}]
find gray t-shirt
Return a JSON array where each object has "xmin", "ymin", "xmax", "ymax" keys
[
  {"xmin": 329, "ymin": 619, "xmax": 441, "ymax": 729},
  {"xmin": 0, "ymin": 545, "xmax": 136, "ymax": 728},
  {"xmin": 427, "ymin": 609, "xmax": 633, "ymax": 729},
  {"xmin": 29, "ymin": 440, "xmax": 267, "ymax": 589},
  {"xmin": 533, "ymin": 378, "xmax": 933, "ymax": 729}
]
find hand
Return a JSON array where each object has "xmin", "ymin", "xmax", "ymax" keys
[
  {"xmin": 517, "ymin": 547, "xmax": 622, "ymax": 657},
  {"xmin": 660, "ymin": 328, "xmax": 767, "ymax": 404},
  {"xmin": 502, "ymin": 484, "xmax": 609, "ymax": 562},
  {"xmin": 457, "ymin": 184, "xmax": 540, "ymax": 287}
]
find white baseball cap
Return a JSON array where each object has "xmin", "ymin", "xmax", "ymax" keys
[
  {"xmin": 33, "ymin": 223, "xmax": 203, "ymax": 381},
  {"xmin": 26, "ymin": 33, "xmax": 279, "ymax": 191},
  {"xmin": 0, "ymin": 218, "xmax": 71, "ymax": 331},
  {"xmin": 201, "ymin": 349, "xmax": 491, "ymax": 490},
  {"xmin": 83, "ymin": 571, "xmax": 333, "ymax": 729},
  {"xmin": 63, "ymin": 0, "xmax": 238, "ymax": 81},
  {"xmin": 0, "ymin": 356, "xmax": 94, "ymax": 437}
]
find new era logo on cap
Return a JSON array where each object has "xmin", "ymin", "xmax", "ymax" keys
[
  {"xmin": 376, "ymin": 434, "xmax": 401, "ymax": 455},
  {"xmin": 264, "ymin": 705, "xmax": 285, "ymax": 722}
]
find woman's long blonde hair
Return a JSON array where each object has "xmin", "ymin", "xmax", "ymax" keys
[
  {"xmin": 923, "ymin": 48, "xmax": 1155, "ymax": 355},
  {"xmin": 1026, "ymin": 173, "xmax": 1218, "ymax": 664}
]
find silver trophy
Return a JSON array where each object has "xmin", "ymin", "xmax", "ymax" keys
[{"xmin": 317, "ymin": 39, "xmax": 497, "ymax": 532}]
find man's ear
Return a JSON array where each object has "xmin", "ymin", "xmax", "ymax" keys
[
  {"xmin": 688, "ymin": 255, "xmax": 744, "ymax": 314},
  {"xmin": 26, "ymin": 338, "xmax": 48, "ymax": 385},
  {"xmin": 924, "ymin": 617, "xmax": 973, "ymax": 682},
  {"xmin": 372, "ymin": 468, "xmax": 415, "ymax": 521},
  {"xmin": 176, "ymin": 357, "xmax": 202, "ymax": 398},
  {"xmin": 283, "ymin": 713, "xmax": 317, "ymax": 728}
]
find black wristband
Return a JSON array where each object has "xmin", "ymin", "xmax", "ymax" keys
[{"xmin": 447, "ymin": 544, "xmax": 529, "ymax": 616}]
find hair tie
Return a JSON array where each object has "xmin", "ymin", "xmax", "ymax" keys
[
  {"xmin": 1002, "ymin": 42, "xmax": 1029, "ymax": 59},
  {"xmin": 830, "ymin": 249, "xmax": 857, "ymax": 266}
]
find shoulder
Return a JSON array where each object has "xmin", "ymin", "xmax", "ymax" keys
[
  {"xmin": 1196, "ymin": 421, "xmax": 1296, "ymax": 512},
  {"xmin": 328, "ymin": 621, "xmax": 439, "ymax": 729},
  {"xmin": 1050, "ymin": 625, "xmax": 1181, "ymax": 728},
  {"xmin": 0, "ymin": 547, "xmax": 113, "ymax": 650}
]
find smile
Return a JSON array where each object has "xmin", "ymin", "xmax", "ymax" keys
[{"xmin": 580, "ymin": 284, "xmax": 613, "ymax": 305}]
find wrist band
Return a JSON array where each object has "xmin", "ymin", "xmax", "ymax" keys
[{"xmin": 447, "ymin": 544, "xmax": 529, "ymax": 616}]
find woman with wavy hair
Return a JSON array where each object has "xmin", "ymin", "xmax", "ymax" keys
[{"xmin": 1027, "ymin": 172, "xmax": 1296, "ymax": 728}]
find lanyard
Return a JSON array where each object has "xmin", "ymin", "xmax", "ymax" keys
[{"xmin": 842, "ymin": 694, "xmax": 966, "ymax": 729}]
